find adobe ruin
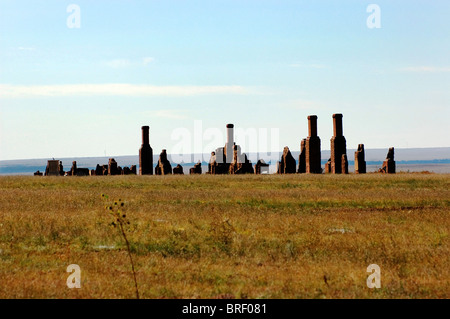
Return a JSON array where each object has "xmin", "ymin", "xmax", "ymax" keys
[
  {"xmin": 297, "ymin": 139, "xmax": 306, "ymax": 174},
  {"xmin": 190, "ymin": 162, "xmax": 202, "ymax": 174},
  {"xmin": 208, "ymin": 124, "xmax": 254, "ymax": 174},
  {"xmin": 173, "ymin": 164, "xmax": 184, "ymax": 175},
  {"xmin": 34, "ymin": 170, "xmax": 43, "ymax": 176},
  {"xmin": 341, "ymin": 154, "xmax": 349, "ymax": 174},
  {"xmin": 277, "ymin": 146, "xmax": 296, "ymax": 174},
  {"xmin": 255, "ymin": 159, "xmax": 270, "ymax": 174},
  {"xmin": 330, "ymin": 113, "xmax": 347, "ymax": 174},
  {"xmin": 324, "ymin": 158, "xmax": 332, "ymax": 173},
  {"xmin": 229, "ymin": 145, "xmax": 254, "ymax": 174},
  {"xmin": 155, "ymin": 149, "xmax": 172, "ymax": 175},
  {"xmin": 354, "ymin": 144, "xmax": 367, "ymax": 174},
  {"xmin": 379, "ymin": 147, "xmax": 396, "ymax": 174},
  {"xmin": 35, "ymin": 118, "xmax": 405, "ymax": 177},
  {"xmin": 108, "ymin": 158, "xmax": 119, "ymax": 175},
  {"xmin": 44, "ymin": 160, "xmax": 60, "ymax": 176}
]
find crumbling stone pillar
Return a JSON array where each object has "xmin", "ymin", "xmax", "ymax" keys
[
  {"xmin": 95, "ymin": 164, "xmax": 103, "ymax": 176},
  {"xmin": 380, "ymin": 147, "xmax": 396, "ymax": 174},
  {"xmin": 190, "ymin": 162, "xmax": 202, "ymax": 174},
  {"xmin": 108, "ymin": 158, "xmax": 119, "ymax": 175},
  {"xmin": 71, "ymin": 161, "xmax": 77, "ymax": 176},
  {"xmin": 155, "ymin": 149, "xmax": 172, "ymax": 175},
  {"xmin": 354, "ymin": 144, "xmax": 366, "ymax": 174},
  {"xmin": 341, "ymin": 154, "xmax": 349, "ymax": 174},
  {"xmin": 255, "ymin": 159, "xmax": 269, "ymax": 174},
  {"xmin": 298, "ymin": 139, "xmax": 306, "ymax": 173},
  {"xmin": 277, "ymin": 146, "xmax": 296, "ymax": 174},
  {"xmin": 229, "ymin": 145, "xmax": 254, "ymax": 174},
  {"xmin": 139, "ymin": 126, "xmax": 153, "ymax": 175},
  {"xmin": 208, "ymin": 152, "xmax": 216, "ymax": 174},
  {"xmin": 76, "ymin": 168, "xmax": 90, "ymax": 176},
  {"xmin": 59, "ymin": 161, "xmax": 64, "ymax": 176},
  {"xmin": 305, "ymin": 115, "xmax": 322, "ymax": 174},
  {"xmin": 173, "ymin": 164, "xmax": 184, "ymax": 174},
  {"xmin": 324, "ymin": 158, "xmax": 332, "ymax": 173},
  {"xmin": 330, "ymin": 114, "xmax": 347, "ymax": 174},
  {"xmin": 45, "ymin": 160, "xmax": 60, "ymax": 176},
  {"xmin": 210, "ymin": 147, "xmax": 228, "ymax": 174}
]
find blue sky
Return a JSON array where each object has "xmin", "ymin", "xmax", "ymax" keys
[{"xmin": 0, "ymin": 0, "xmax": 449, "ymax": 160}]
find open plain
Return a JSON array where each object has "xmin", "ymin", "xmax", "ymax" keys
[{"xmin": 0, "ymin": 173, "xmax": 448, "ymax": 299}]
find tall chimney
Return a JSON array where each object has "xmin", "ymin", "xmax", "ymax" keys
[
  {"xmin": 139, "ymin": 126, "xmax": 153, "ymax": 175},
  {"xmin": 142, "ymin": 125, "xmax": 149, "ymax": 145},
  {"xmin": 308, "ymin": 115, "xmax": 318, "ymax": 137},
  {"xmin": 332, "ymin": 113, "xmax": 343, "ymax": 137},
  {"xmin": 226, "ymin": 124, "xmax": 234, "ymax": 163},
  {"xmin": 305, "ymin": 115, "xmax": 321, "ymax": 174},
  {"xmin": 330, "ymin": 114, "xmax": 346, "ymax": 174}
]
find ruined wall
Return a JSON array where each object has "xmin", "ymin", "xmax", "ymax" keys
[{"xmin": 44, "ymin": 160, "xmax": 60, "ymax": 176}]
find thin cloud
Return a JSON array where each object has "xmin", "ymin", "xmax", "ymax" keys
[
  {"xmin": 289, "ymin": 63, "xmax": 327, "ymax": 69},
  {"xmin": 0, "ymin": 84, "xmax": 250, "ymax": 98},
  {"xmin": 400, "ymin": 66, "xmax": 450, "ymax": 73},
  {"xmin": 143, "ymin": 57, "xmax": 154, "ymax": 65},
  {"xmin": 17, "ymin": 46, "xmax": 36, "ymax": 51}
]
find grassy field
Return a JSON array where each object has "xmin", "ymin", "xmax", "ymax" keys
[{"xmin": 0, "ymin": 173, "xmax": 449, "ymax": 299}]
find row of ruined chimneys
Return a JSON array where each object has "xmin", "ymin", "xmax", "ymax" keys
[
  {"xmin": 139, "ymin": 114, "xmax": 395, "ymax": 175},
  {"xmin": 278, "ymin": 113, "xmax": 395, "ymax": 174},
  {"xmin": 38, "ymin": 116, "xmax": 395, "ymax": 177}
]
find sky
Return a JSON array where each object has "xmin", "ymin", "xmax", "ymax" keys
[{"xmin": 0, "ymin": 0, "xmax": 449, "ymax": 161}]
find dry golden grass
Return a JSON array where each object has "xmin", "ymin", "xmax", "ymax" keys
[{"xmin": 0, "ymin": 173, "xmax": 449, "ymax": 299}]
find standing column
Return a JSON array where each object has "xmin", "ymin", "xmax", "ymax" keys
[{"xmin": 139, "ymin": 126, "xmax": 153, "ymax": 175}]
